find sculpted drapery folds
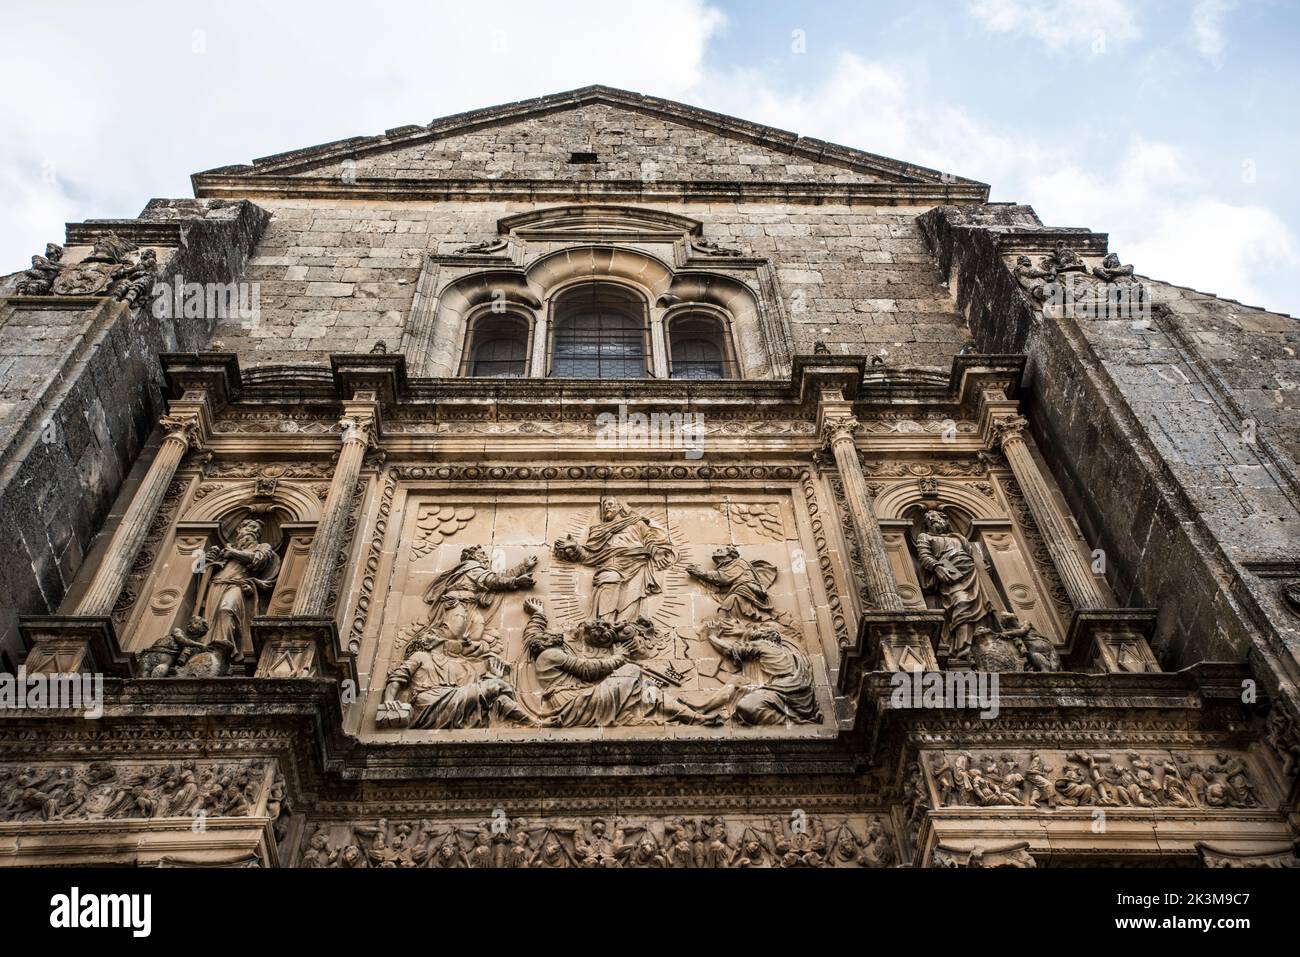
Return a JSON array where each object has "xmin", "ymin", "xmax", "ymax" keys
[
  {"xmin": 204, "ymin": 520, "xmax": 281, "ymax": 659},
  {"xmin": 688, "ymin": 546, "xmax": 819, "ymax": 725},
  {"xmin": 521, "ymin": 598, "xmax": 723, "ymax": 728},
  {"xmin": 421, "ymin": 544, "xmax": 537, "ymax": 651},
  {"xmin": 553, "ymin": 496, "xmax": 677, "ymax": 623},
  {"xmin": 378, "ymin": 544, "xmax": 539, "ymax": 729},
  {"xmin": 914, "ymin": 509, "xmax": 994, "ymax": 660}
]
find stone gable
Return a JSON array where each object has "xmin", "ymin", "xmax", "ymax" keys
[{"xmin": 284, "ymin": 103, "xmax": 898, "ymax": 185}]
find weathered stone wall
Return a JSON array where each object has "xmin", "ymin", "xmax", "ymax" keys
[
  {"xmin": 277, "ymin": 102, "xmax": 895, "ymax": 185},
  {"xmin": 918, "ymin": 204, "xmax": 1300, "ymax": 694},
  {"xmin": 0, "ymin": 201, "xmax": 268, "ymax": 665},
  {"xmin": 214, "ymin": 199, "xmax": 968, "ymax": 370}
]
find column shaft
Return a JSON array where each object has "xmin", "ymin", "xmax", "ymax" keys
[
  {"xmin": 826, "ymin": 422, "xmax": 905, "ymax": 612},
  {"xmin": 995, "ymin": 417, "xmax": 1106, "ymax": 610},
  {"xmin": 292, "ymin": 420, "xmax": 369, "ymax": 617},
  {"xmin": 77, "ymin": 422, "xmax": 193, "ymax": 616}
]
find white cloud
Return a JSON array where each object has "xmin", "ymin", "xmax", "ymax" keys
[
  {"xmin": 0, "ymin": 0, "xmax": 726, "ymax": 274},
  {"xmin": 694, "ymin": 56, "xmax": 1299, "ymax": 315},
  {"xmin": 968, "ymin": 0, "xmax": 1139, "ymax": 55},
  {"xmin": 1191, "ymin": 0, "xmax": 1236, "ymax": 61}
]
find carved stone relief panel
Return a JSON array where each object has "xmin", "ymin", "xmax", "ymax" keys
[
  {"xmin": 360, "ymin": 485, "xmax": 838, "ymax": 736},
  {"xmin": 921, "ymin": 749, "xmax": 1270, "ymax": 812},
  {"xmin": 0, "ymin": 759, "xmax": 275, "ymax": 824},
  {"xmin": 296, "ymin": 812, "xmax": 897, "ymax": 868}
]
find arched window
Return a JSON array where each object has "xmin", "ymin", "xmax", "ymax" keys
[
  {"xmin": 551, "ymin": 283, "xmax": 648, "ymax": 379},
  {"xmin": 668, "ymin": 315, "xmax": 734, "ymax": 379},
  {"xmin": 462, "ymin": 315, "xmax": 529, "ymax": 378}
]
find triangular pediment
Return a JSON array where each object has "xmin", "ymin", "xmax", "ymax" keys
[{"xmin": 193, "ymin": 86, "xmax": 986, "ymax": 201}]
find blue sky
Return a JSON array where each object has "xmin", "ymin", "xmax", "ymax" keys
[{"xmin": 2, "ymin": 0, "xmax": 1296, "ymax": 313}]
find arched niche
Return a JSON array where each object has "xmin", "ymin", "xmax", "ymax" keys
[{"xmin": 872, "ymin": 477, "xmax": 1066, "ymax": 644}]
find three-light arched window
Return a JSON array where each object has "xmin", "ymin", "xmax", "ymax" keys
[{"xmin": 457, "ymin": 281, "xmax": 738, "ymax": 379}]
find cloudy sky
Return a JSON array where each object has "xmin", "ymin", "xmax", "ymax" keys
[{"xmin": 3, "ymin": 0, "xmax": 1296, "ymax": 314}]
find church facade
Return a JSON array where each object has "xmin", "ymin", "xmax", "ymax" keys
[{"xmin": 0, "ymin": 86, "xmax": 1297, "ymax": 868}]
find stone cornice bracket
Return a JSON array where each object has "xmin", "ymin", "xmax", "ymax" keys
[
  {"xmin": 159, "ymin": 351, "xmax": 242, "ymax": 407},
  {"xmin": 330, "ymin": 352, "xmax": 408, "ymax": 407},
  {"xmin": 793, "ymin": 354, "xmax": 866, "ymax": 410}
]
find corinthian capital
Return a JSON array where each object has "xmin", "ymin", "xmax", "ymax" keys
[
  {"xmin": 159, "ymin": 414, "xmax": 201, "ymax": 448},
  {"xmin": 990, "ymin": 415, "xmax": 1028, "ymax": 450},
  {"xmin": 339, "ymin": 414, "xmax": 379, "ymax": 449},
  {"xmin": 820, "ymin": 415, "xmax": 861, "ymax": 450}
]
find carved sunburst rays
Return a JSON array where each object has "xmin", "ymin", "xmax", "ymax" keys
[
  {"xmin": 552, "ymin": 506, "xmax": 687, "ymax": 631},
  {"xmin": 409, "ymin": 505, "xmax": 476, "ymax": 562}
]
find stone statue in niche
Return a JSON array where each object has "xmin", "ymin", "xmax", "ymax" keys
[
  {"xmin": 553, "ymin": 496, "xmax": 677, "ymax": 623},
  {"xmin": 202, "ymin": 519, "xmax": 281, "ymax": 661},
  {"xmin": 969, "ymin": 611, "xmax": 1062, "ymax": 673},
  {"xmin": 913, "ymin": 510, "xmax": 995, "ymax": 661},
  {"xmin": 520, "ymin": 598, "xmax": 724, "ymax": 727},
  {"xmin": 15, "ymin": 243, "xmax": 64, "ymax": 294},
  {"xmin": 420, "ymin": 544, "xmax": 537, "ymax": 652}
]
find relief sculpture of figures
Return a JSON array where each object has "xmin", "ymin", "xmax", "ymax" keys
[
  {"xmin": 420, "ymin": 544, "xmax": 536, "ymax": 651},
  {"xmin": 377, "ymin": 544, "xmax": 540, "ymax": 729},
  {"xmin": 520, "ymin": 598, "xmax": 723, "ymax": 727},
  {"xmin": 553, "ymin": 496, "xmax": 677, "ymax": 622},
  {"xmin": 914, "ymin": 510, "xmax": 994, "ymax": 661},
  {"xmin": 688, "ymin": 546, "xmax": 820, "ymax": 725},
  {"xmin": 202, "ymin": 520, "xmax": 281, "ymax": 661}
]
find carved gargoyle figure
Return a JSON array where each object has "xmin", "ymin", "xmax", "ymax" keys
[
  {"xmin": 521, "ymin": 597, "xmax": 724, "ymax": 728},
  {"xmin": 1092, "ymin": 251, "xmax": 1135, "ymax": 282},
  {"xmin": 14, "ymin": 243, "xmax": 64, "ymax": 294}
]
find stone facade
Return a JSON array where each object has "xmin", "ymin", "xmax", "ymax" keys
[{"xmin": 0, "ymin": 86, "xmax": 1297, "ymax": 869}]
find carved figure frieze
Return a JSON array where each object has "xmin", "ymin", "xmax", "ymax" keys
[
  {"xmin": 0, "ymin": 760, "xmax": 270, "ymax": 824},
  {"xmin": 1011, "ymin": 243, "xmax": 1145, "ymax": 316},
  {"xmin": 925, "ymin": 749, "xmax": 1264, "ymax": 811},
  {"xmin": 298, "ymin": 813, "xmax": 896, "ymax": 868}
]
